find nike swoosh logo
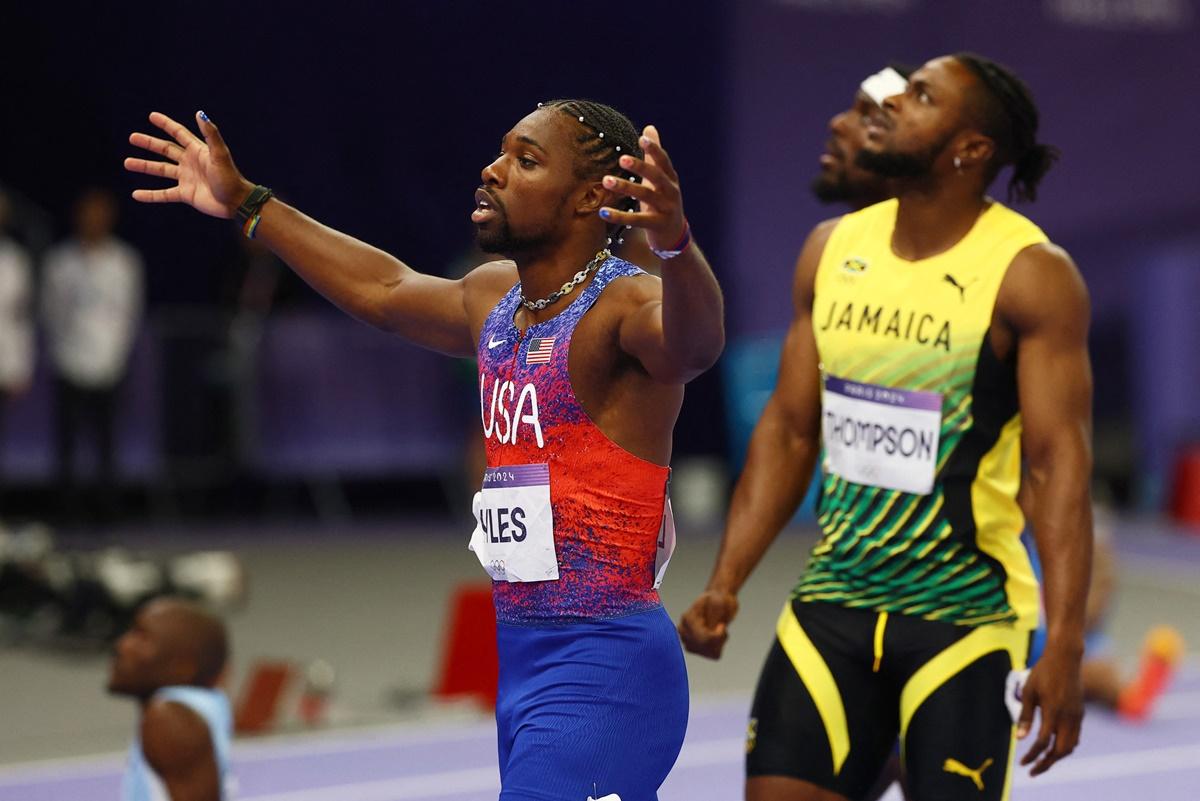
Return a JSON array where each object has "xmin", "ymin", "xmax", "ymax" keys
[{"xmin": 488, "ymin": 335, "xmax": 506, "ymax": 349}]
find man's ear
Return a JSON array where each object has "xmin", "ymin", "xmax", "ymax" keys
[
  {"xmin": 956, "ymin": 131, "xmax": 995, "ymax": 172},
  {"xmin": 576, "ymin": 181, "xmax": 612, "ymax": 217}
]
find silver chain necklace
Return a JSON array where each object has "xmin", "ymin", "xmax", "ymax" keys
[{"xmin": 519, "ymin": 249, "xmax": 611, "ymax": 312}]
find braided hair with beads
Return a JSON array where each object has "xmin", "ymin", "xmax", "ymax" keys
[{"xmin": 537, "ymin": 99, "xmax": 643, "ymax": 247}]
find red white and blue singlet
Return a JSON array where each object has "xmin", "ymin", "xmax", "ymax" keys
[
  {"xmin": 475, "ymin": 256, "xmax": 675, "ymax": 622},
  {"xmin": 472, "ymin": 256, "xmax": 688, "ymax": 801}
]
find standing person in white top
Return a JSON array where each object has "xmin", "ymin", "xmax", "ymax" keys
[
  {"xmin": 0, "ymin": 191, "xmax": 35, "ymax": 503},
  {"xmin": 108, "ymin": 596, "xmax": 233, "ymax": 801},
  {"xmin": 42, "ymin": 189, "xmax": 144, "ymax": 523}
]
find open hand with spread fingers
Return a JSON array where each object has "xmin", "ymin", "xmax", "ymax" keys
[
  {"xmin": 598, "ymin": 125, "xmax": 689, "ymax": 254},
  {"xmin": 125, "ymin": 111, "xmax": 253, "ymax": 219}
]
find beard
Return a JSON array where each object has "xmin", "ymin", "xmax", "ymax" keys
[
  {"xmin": 855, "ymin": 131, "xmax": 954, "ymax": 179},
  {"xmin": 476, "ymin": 217, "xmax": 517, "ymax": 254},
  {"xmin": 474, "ymin": 215, "xmax": 555, "ymax": 257},
  {"xmin": 475, "ymin": 191, "xmax": 571, "ymax": 257},
  {"xmin": 811, "ymin": 171, "xmax": 855, "ymax": 204},
  {"xmin": 811, "ymin": 170, "xmax": 891, "ymax": 209}
]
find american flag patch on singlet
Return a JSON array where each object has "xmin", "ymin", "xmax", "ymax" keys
[{"xmin": 526, "ymin": 337, "xmax": 555, "ymax": 365}]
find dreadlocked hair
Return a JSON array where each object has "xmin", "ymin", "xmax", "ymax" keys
[
  {"xmin": 539, "ymin": 99, "xmax": 643, "ymax": 245},
  {"xmin": 954, "ymin": 53, "xmax": 1060, "ymax": 203}
]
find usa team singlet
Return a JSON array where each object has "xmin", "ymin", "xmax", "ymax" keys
[{"xmin": 471, "ymin": 255, "xmax": 688, "ymax": 801}]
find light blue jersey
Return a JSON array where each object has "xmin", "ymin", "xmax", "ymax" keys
[{"xmin": 122, "ymin": 686, "xmax": 233, "ymax": 801}]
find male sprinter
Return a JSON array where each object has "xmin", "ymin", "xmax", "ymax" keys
[
  {"xmin": 108, "ymin": 597, "xmax": 232, "ymax": 801},
  {"xmin": 815, "ymin": 65, "xmax": 1178, "ymax": 801},
  {"xmin": 126, "ymin": 100, "xmax": 723, "ymax": 801},
  {"xmin": 680, "ymin": 54, "xmax": 1092, "ymax": 801}
]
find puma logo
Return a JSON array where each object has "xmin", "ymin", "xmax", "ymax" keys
[
  {"xmin": 943, "ymin": 757, "xmax": 993, "ymax": 791},
  {"xmin": 942, "ymin": 273, "xmax": 978, "ymax": 301}
]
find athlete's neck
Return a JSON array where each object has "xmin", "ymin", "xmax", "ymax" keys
[
  {"xmin": 848, "ymin": 185, "xmax": 895, "ymax": 212},
  {"xmin": 512, "ymin": 235, "xmax": 609, "ymax": 326},
  {"xmin": 891, "ymin": 181, "xmax": 989, "ymax": 262}
]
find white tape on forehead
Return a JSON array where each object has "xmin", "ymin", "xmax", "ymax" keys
[{"xmin": 860, "ymin": 67, "xmax": 908, "ymax": 106}]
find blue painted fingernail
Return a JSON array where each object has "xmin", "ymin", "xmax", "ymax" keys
[
  {"xmin": 199, "ymin": 110, "xmax": 211, "ymax": 122},
  {"xmin": 599, "ymin": 209, "xmax": 611, "ymax": 219}
]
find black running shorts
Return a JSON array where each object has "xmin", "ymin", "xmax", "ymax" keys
[{"xmin": 746, "ymin": 598, "xmax": 1029, "ymax": 800}]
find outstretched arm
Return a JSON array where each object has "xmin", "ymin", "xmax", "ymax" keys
[
  {"xmin": 1005, "ymin": 243, "xmax": 1094, "ymax": 777},
  {"xmin": 126, "ymin": 111, "xmax": 477, "ymax": 357},
  {"xmin": 678, "ymin": 220, "xmax": 836, "ymax": 659},
  {"xmin": 600, "ymin": 126, "xmax": 724, "ymax": 383}
]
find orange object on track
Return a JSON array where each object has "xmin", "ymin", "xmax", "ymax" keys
[
  {"xmin": 1169, "ymin": 446, "xmax": 1200, "ymax": 528},
  {"xmin": 234, "ymin": 661, "xmax": 293, "ymax": 734},
  {"xmin": 434, "ymin": 583, "xmax": 498, "ymax": 709}
]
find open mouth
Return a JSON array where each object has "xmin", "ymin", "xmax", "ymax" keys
[
  {"xmin": 472, "ymin": 188, "xmax": 499, "ymax": 224},
  {"xmin": 819, "ymin": 140, "xmax": 844, "ymax": 169}
]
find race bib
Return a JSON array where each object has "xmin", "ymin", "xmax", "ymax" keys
[
  {"xmin": 468, "ymin": 464, "xmax": 559, "ymax": 582},
  {"xmin": 653, "ymin": 491, "xmax": 677, "ymax": 589},
  {"xmin": 821, "ymin": 375, "xmax": 942, "ymax": 495}
]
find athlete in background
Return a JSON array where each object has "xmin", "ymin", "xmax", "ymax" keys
[{"xmin": 108, "ymin": 597, "xmax": 231, "ymax": 801}]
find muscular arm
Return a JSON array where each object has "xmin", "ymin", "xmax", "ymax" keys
[
  {"xmin": 250, "ymin": 199, "xmax": 478, "ymax": 356},
  {"xmin": 679, "ymin": 220, "xmax": 836, "ymax": 658},
  {"xmin": 1009, "ymin": 243, "xmax": 1093, "ymax": 660},
  {"xmin": 617, "ymin": 242, "xmax": 725, "ymax": 383},
  {"xmin": 141, "ymin": 701, "xmax": 220, "ymax": 801},
  {"xmin": 1004, "ymin": 242, "xmax": 1093, "ymax": 775},
  {"xmin": 598, "ymin": 126, "xmax": 724, "ymax": 383}
]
